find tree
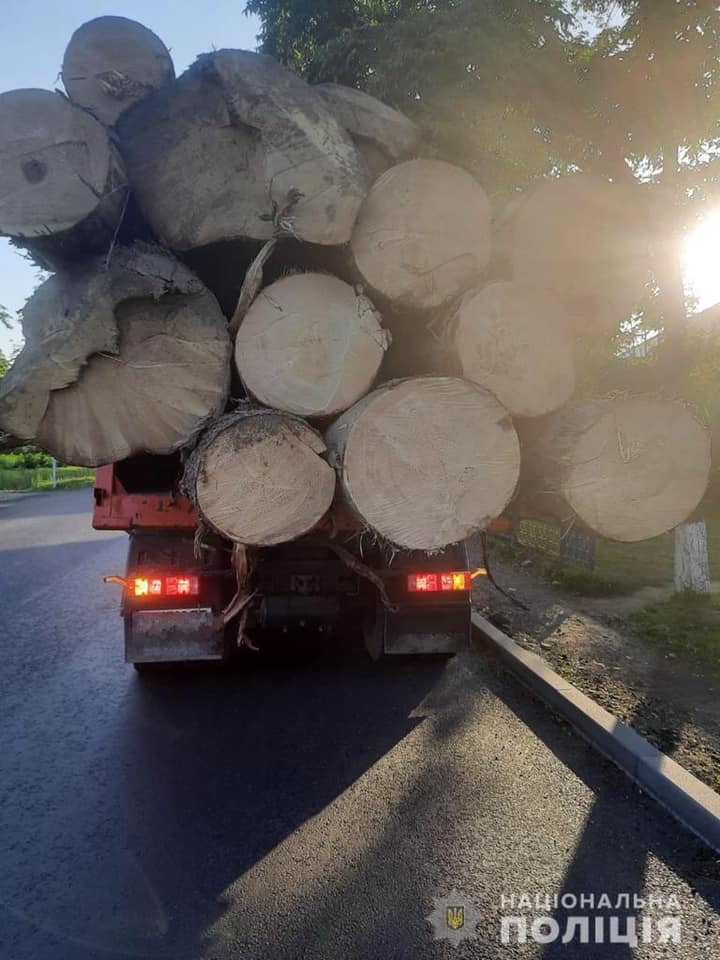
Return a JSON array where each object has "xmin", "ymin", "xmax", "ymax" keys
[
  {"xmin": 248, "ymin": 0, "xmax": 720, "ymax": 588},
  {"xmin": 245, "ymin": 0, "xmax": 581, "ymax": 196}
]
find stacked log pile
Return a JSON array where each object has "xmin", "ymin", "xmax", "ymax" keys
[{"xmin": 0, "ymin": 15, "xmax": 711, "ymax": 551}]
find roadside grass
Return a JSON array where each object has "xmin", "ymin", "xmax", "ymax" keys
[
  {"xmin": 0, "ymin": 466, "xmax": 94, "ymax": 492},
  {"xmin": 496, "ymin": 506, "xmax": 720, "ymax": 598},
  {"xmin": 629, "ymin": 593, "xmax": 720, "ymax": 675}
]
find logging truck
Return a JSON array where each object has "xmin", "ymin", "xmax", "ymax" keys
[{"xmin": 94, "ymin": 453, "xmax": 474, "ymax": 669}]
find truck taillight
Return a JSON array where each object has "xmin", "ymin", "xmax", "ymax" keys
[
  {"xmin": 133, "ymin": 576, "xmax": 199, "ymax": 597},
  {"xmin": 407, "ymin": 572, "xmax": 471, "ymax": 593}
]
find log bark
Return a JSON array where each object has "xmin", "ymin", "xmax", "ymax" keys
[
  {"xmin": 508, "ymin": 175, "xmax": 651, "ymax": 333},
  {"xmin": 0, "ymin": 243, "xmax": 230, "ymax": 466},
  {"xmin": 0, "ymin": 89, "xmax": 128, "ymax": 269},
  {"xmin": 184, "ymin": 408, "xmax": 336, "ymax": 546},
  {"xmin": 350, "ymin": 159, "xmax": 492, "ymax": 309},
  {"xmin": 235, "ymin": 272, "xmax": 390, "ymax": 418},
  {"xmin": 517, "ymin": 397, "xmax": 711, "ymax": 542},
  {"xmin": 326, "ymin": 376, "xmax": 520, "ymax": 551},
  {"xmin": 313, "ymin": 83, "xmax": 420, "ymax": 179},
  {"xmin": 451, "ymin": 281, "xmax": 576, "ymax": 418},
  {"xmin": 116, "ymin": 50, "xmax": 368, "ymax": 250},
  {"xmin": 62, "ymin": 16, "xmax": 175, "ymax": 126}
]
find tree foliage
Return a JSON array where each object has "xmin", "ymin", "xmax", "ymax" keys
[{"xmin": 246, "ymin": 0, "xmax": 581, "ymax": 195}]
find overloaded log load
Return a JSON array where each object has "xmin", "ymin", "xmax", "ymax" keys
[
  {"xmin": 326, "ymin": 377, "xmax": 520, "ymax": 550},
  {"xmin": 184, "ymin": 408, "xmax": 336, "ymax": 545},
  {"xmin": 0, "ymin": 89, "xmax": 128, "ymax": 268},
  {"xmin": 350, "ymin": 159, "xmax": 492, "ymax": 309},
  {"xmin": 451, "ymin": 281, "xmax": 576, "ymax": 418},
  {"xmin": 0, "ymin": 243, "xmax": 230, "ymax": 466},
  {"xmin": 116, "ymin": 50, "xmax": 368, "ymax": 250},
  {"xmin": 62, "ymin": 16, "xmax": 175, "ymax": 126},
  {"xmin": 235, "ymin": 272, "xmax": 390, "ymax": 418},
  {"xmin": 517, "ymin": 397, "xmax": 711, "ymax": 542},
  {"xmin": 313, "ymin": 83, "xmax": 420, "ymax": 180},
  {"xmin": 507, "ymin": 175, "xmax": 651, "ymax": 333}
]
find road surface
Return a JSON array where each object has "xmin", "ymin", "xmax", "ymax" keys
[{"xmin": 0, "ymin": 489, "xmax": 719, "ymax": 959}]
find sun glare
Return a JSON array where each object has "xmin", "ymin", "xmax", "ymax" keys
[{"xmin": 684, "ymin": 212, "xmax": 720, "ymax": 312}]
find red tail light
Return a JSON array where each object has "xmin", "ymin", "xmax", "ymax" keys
[
  {"xmin": 133, "ymin": 575, "xmax": 199, "ymax": 598},
  {"xmin": 407, "ymin": 572, "xmax": 471, "ymax": 593}
]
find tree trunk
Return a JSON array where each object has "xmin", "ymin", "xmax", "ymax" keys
[
  {"xmin": 62, "ymin": 16, "xmax": 175, "ymax": 126},
  {"xmin": 674, "ymin": 521, "xmax": 712, "ymax": 593},
  {"xmin": 235, "ymin": 272, "xmax": 390, "ymax": 418},
  {"xmin": 516, "ymin": 397, "xmax": 711, "ymax": 542},
  {"xmin": 184, "ymin": 408, "xmax": 336, "ymax": 546},
  {"xmin": 350, "ymin": 159, "xmax": 492, "ymax": 309},
  {"xmin": 0, "ymin": 89, "xmax": 128, "ymax": 270},
  {"xmin": 657, "ymin": 140, "xmax": 711, "ymax": 592},
  {"xmin": 0, "ymin": 243, "xmax": 230, "ymax": 466},
  {"xmin": 508, "ymin": 174, "xmax": 651, "ymax": 333},
  {"xmin": 325, "ymin": 376, "xmax": 520, "ymax": 551},
  {"xmin": 450, "ymin": 281, "xmax": 576, "ymax": 418},
  {"xmin": 116, "ymin": 50, "xmax": 368, "ymax": 251}
]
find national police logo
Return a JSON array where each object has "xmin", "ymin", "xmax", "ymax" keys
[{"xmin": 426, "ymin": 889, "xmax": 481, "ymax": 946}]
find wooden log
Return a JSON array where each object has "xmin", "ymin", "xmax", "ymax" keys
[
  {"xmin": 313, "ymin": 83, "xmax": 420, "ymax": 179},
  {"xmin": 184, "ymin": 408, "xmax": 336, "ymax": 546},
  {"xmin": 0, "ymin": 243, "xmax": 230, "ymax": 466},
  {"xmin": 326, "ymin": 377, "xmax": 520, "ymax": 551},
  {"xmin": 116, "ymin": 50, "xmax": 368, "ymax": 250},
  {"xmin": 508, "ymin": 175, "xmax": 651, "ymax": 333},
  {"xmin": 62, "ymin": 16, "xmax": 175, "ymax": 126},
  {"xmin": 517, "ymin": 397, "xmax": 711, "ymax": 542},
  {"xmin": 350, "ymin": 159, "xmax": 492, "ymax": 309},
  {"xmin": 451, "ymin": 281, "xmax": 576, "ymax": 418},
  {"xmin": 235, "ymin": 272, "xmax": 390, "ymax": 418},
  {"xmin": 0, "ymin": 89, "xmax": 128, "ymax": 269}
]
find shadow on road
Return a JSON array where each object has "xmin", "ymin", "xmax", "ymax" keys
[
  {"xmin": 118, "ymin": 643, "xmax": 447, "ymax": 955},
  {"xmin": 482, "ymin": 659, "xmax": 720, "ymax": 959}
]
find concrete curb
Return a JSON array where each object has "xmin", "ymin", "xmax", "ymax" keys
[{"xmin": 472, "ymin": 611, "xmax": 720, "ymax": 853}]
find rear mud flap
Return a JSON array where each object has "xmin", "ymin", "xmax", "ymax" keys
[
  {"xmin": 370, "ymin": 604, "xmax": 471, "ymax": 657},
  {"xmin": 125, "ymin": 608, "xmax": 225, "ymax": 663}
]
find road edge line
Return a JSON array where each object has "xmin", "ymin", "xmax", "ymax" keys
[{"xmin": 472, "ymin": 611, "xmax": 720, "ymax": 853}]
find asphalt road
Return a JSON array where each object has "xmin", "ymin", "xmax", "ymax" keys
[{"xmin": 1, "ymin": 489, "xmax": 719, "ymax": 959}]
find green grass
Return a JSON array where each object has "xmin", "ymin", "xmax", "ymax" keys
[
  {"xmin": 0, "ymin": 466, "xmax": 94, "ymax": 492},
  {"xmin": 547, "ymin": 532, "xmax": 677, "ymax": 596},
  {"xmin": 629, "ymin": 593, "xmax": 720, "ymax": 673},
  {"xmin": 496, "ymin": 506, "xmax": 720, "ymax": 597}
]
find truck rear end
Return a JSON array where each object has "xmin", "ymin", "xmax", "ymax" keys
[{"xmin": 94, "ymin": 454, "xmax": 474, "ymax": 668}]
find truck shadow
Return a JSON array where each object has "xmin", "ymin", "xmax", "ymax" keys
[{"xmin": 119, "ymin": 641, "xmax": 447, "ymax": 955}]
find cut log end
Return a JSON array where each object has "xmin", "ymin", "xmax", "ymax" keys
[
  {"xmin": 116, "ymin": 50, "xmax": 367, "ymax": 251},
  {"xmin": 327, "ymin": 377, "xmax": 520, "ymax": 551},
  {"xmin": 0, "ymin": 244, "xmax": 230, "ymax": 466},
  {"xmin": 313, "ymin": 83, "xmax": 420, "ymax": 163},
  {"xmin": 509, "ymin": 175, "xmax": 651, "ymax": 333},
  {"xmin": 235, "ymin": 272, "xmax": 388, "ymax": 418},
  {"xmin": 520, "ymin": 397, "xmax": 712, "ymax": 542},
  {"xmin": 454, "ymin": 281, "xmax": 576, "ymax": 418},
  {"xmin": 561, "ymin": 398, "xmax": 710, "ymax": 542},
  {"xmin": 189, "ymin": 410, "xmax": 336, "ymax": 546},
  {"xmin": 62, "ymin": 16, "xmax": 175, "ymax": 125},
  {"xmin": 0, "ymin": 88, "xmax": 126, "ymax": 247},
  {"xmin": 351, "ymin": 159, "xmax": 492, "ymax": 309}
]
